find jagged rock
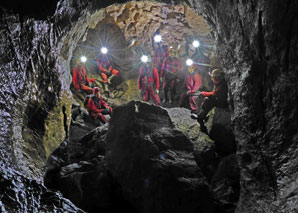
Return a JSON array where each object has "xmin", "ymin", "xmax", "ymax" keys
[
  {"xmin": 166, "ymin": 107, "xmax": 218, "ymax": 180},
  {"xmin": 106, "ymin": 101, "xmax": 214, "ymax": 213},
  {"xmin": 210, "ymin": 107, "xmax": 236, "ymax": 156},
  {"xmin": 211, "ymin": 154, "xmax": 240, "ymax": 212},
  {"xmin": 53, "ymin": 156, "xmax": 135, "ymax": 213},
  {"xmin": 0, "ymin": 161, "xmax": 84, "ymax": 212}
]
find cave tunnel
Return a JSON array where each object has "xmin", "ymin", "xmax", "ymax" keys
[{"xmin": 1, "ymin": 0, "xmax": 298, "ymax": 213}]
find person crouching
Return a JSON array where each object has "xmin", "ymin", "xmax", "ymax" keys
[{"xmin": 87, "ymin": 87, "xmax": 112, "ymax": 124}]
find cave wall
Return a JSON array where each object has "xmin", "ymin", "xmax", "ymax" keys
[
  {"xmin": 189, "ymin": 0, "xmax": 298, "ymax": 212},
  {"xmin": 0, "ymin": 0, "xmax": 297, "ymax": 212}
]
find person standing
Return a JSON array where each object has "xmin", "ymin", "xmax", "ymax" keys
[
  {"xmin": 161, "ymin": 47, "xmax": 181, "ymax": 103},
  {"xmin": 138, "ymin": 62, "xmax": 160, "ymax": 106}
]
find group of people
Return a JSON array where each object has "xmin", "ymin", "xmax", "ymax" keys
[
  {"xmin": 72, "ymin": 36, "xmax": 228, "ymax": 132},
  {"xmin": 138, "ymin": 39, "xmax": 228, "ymax": 132},
  {"xmin": 72, "ymin": 54, "xmax": 119, "ymax": 124}
]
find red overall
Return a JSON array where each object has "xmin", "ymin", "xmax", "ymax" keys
[
  {"xmin": 138, "ymin": 65, "xmax": 160, "ymax": 105},
  {"xmin": 161, "ymin": 56, "xmax": 181, "ymax": 102},
  {"xmin": 97, "ymin": 55, "xmax": 119, "ymax": 83},
  {"xmin": 153, "ymin": 45, "xmax": 169, "ymax": 75},
  {"xmin": 87, "ymin": 95, "xmax": 112, "ymax": 124},
  {"xmin": 179, "ymin": 72, "xmax": 201, "ymax": 112},
  {"xmin": 72, "ymin": 65, "xmax": 95, "ymax": 93}
]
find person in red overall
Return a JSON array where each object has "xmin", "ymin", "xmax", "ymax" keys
[
  {"xmin": 86, "ymin": 87, "xmax": 112, "ymax": 124},
  {"xmin": 138, "ymin": 63, "xmax": 160, "ymax": 106},
  {"xmin": 160, "ymin": 47, "xmax": 181, "ymax": 103},
  {"xmin": 72, "ymin": 59, "xmax": 96, "ymax": 94},
  {"xmin": 196, "ymin": 69, "xmax": 228, "ymax": 133},
  {"xmin": 152, "ymin": 30, "xmax": 169, "ymax": 77},
  {"xmin": 153, "ymin": 43, "xmax": 169, "ymax": 76},
  {"xmin": 179, "ymin": 64, "xmax": 202, "ymax": 117},
  {"xmin": 97, "ymin": 54, "xmax": 119, "ymax": 94}
]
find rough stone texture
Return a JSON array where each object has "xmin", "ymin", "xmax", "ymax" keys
[
  {"xmin": 0, "ymin": 161, "xmax": 84, "ymax": 212},
  {"xmin": 106, "ymin": 101, "xmax": 214, "ymax": 213},
  {"xmin": 211, "ymin": 154, "xmax": 240, "ymax": 211},
  {"xmin": 1, "ymin": 0, "xmax": 296, "ymax": 212},
  {"xmin": 210, "ymin": 107, "xmax": 236, "ymax": 156},
  {"xmin": 190, "ymin": 0, "xmax": 298, "ymax": 212}
]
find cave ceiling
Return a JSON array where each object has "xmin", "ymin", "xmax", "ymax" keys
[{"xmin": 71, "ymin": 2, "xmax": 217, "ymax": 77}]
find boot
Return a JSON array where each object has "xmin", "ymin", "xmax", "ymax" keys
[
  {"xmin": 107, "ymin": 74, "xmax": 116, "ymax": 84},
  {"xmin": 197, "ymin": 109, "xmax": 208, "ymax": 133},
  {"xmin": 104, "ymin": 84, "xmax": 110, "ymax": 97}
]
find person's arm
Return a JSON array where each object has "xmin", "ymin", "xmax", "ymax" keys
[
  {"xmin": 87, "ymin": 98, "xmax": 98, "ymax": 112},
  {"xmin": 100, "ymin": 98, "xmax": 109, "ymax": 109},
  {"xmin": 201, "ymin": 86, "xmax": 218, "ymax": 97}
]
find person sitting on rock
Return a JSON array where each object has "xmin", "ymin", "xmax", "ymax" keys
[
  {"xmin": 179, "ymin": 64, "xmax": 202, "ymax": 117},
  {"xmin": 96, "ymin": 53, "xmax": 119, "ymax": 96},
  {"xmin": 86, "ymin": 87, "xmax": 112, "ymax": 124},
  {"xmin": 196, "ymin": 69, "xmax": 228, "ymax": 132},
  {"xmin": 138, "ymin": 62, "xmax": 160, "ymax": 106},
  {"xmin": 161, "ymin": 47, "xmax": 181, "ymax": 104},
  {"xmin": 72, "ymin": 59, "xmax": 96, "ymax": 94}
]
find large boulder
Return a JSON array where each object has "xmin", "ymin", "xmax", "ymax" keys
[{"xmin": 105, "ymin": 101, "xmax": 214, "ymax": 213}]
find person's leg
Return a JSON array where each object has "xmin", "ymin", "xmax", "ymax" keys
[
  {"xmin": 179, "ymin": 92, "xmax": 187, "ymax": 107},
  {"xmin": 197, "ymin": 97, "xmax": 215, "ymax": 133},
  {"xmin": 80, "ymin": 85, "xmax": 93, "ymax": 94},
  {"xmin": 189, "ymin": 95, "xmax": 198, "ymax": 118},
  {"xmin": 149, "ymin": 87, "xmax": 160, "ymax": 105},
  {"xmin": 170, "ymin": 79, "xmax": 176, "ymax": 103},
  {"xmin": 143, "ymin": 87, "xmax": 149, "ymax": 102},
  {"xmin": 163, "ymin": 79, "xmax": 169, "ymax": 102},
  {"xmin": 101, "ymin": 73, "xmax": 108, "ymax": 83}
]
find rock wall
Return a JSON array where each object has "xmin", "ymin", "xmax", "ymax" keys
[
  {"xmin": 190, "ymin": 0, "xmax": 298, "ymax": 212},
  {"xmin": 1, "ymin": 0, "xmax": 297, "ymax": 212}
]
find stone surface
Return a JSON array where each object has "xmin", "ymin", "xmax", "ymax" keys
[
  {"xmin": 1, "ymin": 0, "xmax": 297, "ymax": 213},
  {"xmin": 192, "ymin": 0, "xmax": 298, "ymax": 212},
  {"xmin": 106, "ymin": 101, "xmax": 214, "ymax": 213}
]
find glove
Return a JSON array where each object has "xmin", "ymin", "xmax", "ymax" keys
[{"xmin": 155, "ymin": 89, "xmax": 159, "ymax": 94}]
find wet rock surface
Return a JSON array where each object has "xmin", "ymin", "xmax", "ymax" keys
[
  {"xmin": 44, "ymin": 101, "xmax": 238, "ymax": 212},
  {"xmin": 1, "ymin": 0, "xmax": 297, "ymax": 212},
  {"xmin": 194, "ymin": 0, "xmax": 298, "ymax": 212}
]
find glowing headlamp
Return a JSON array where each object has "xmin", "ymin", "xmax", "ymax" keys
[
  {"xmin": 80, "ymin": 56, "xmax": 87, "ymax": 63},
  {"xmin": 192, "ymin": 40, "xmax": 200, "ymax": 48},
  {"xmin": 186, "ymin": 59, "xmax": 193, "ymax": 66},
  {"xmin": 141, "ymin": 55, "xmax": 148, "ymax": 63},
  {"xmin": 101, "ymin": 47, "xmax": 108, "ymax": 54},
  {"xmin": 154, "ymin": 35, "xmax": 162, "ymax": 43}
]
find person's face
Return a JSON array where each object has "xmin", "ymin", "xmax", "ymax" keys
[
  {"xmin": 188, "ymin": 66, "xmax": 195, "ymax": 73},
  {"xmin": 170, "ymin": 50, "xmax": 175, "ymax": 57},
  {"xmin": 95, "ymin": 92, "xmax": 100, "ymax": 98},
  {"xmin": 211, "ymin": 76, "xmax": 219, "ymax": 84}
]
